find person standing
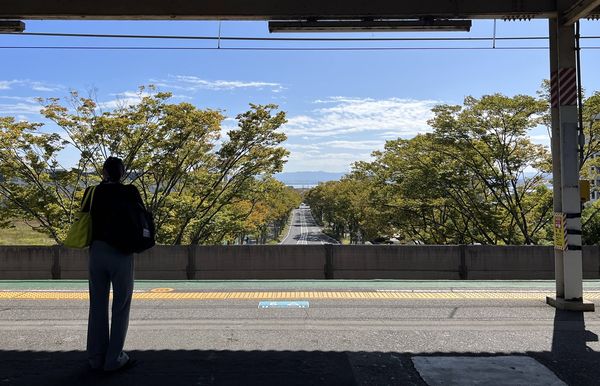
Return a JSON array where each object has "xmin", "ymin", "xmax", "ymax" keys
[{"xmin": 83, "ymin": 157, "xmax": 143, "ymax": 372}]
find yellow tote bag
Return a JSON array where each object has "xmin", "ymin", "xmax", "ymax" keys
[{"xmin": 63, "ymin": 186, "xmax": 96, "ymax": 248}]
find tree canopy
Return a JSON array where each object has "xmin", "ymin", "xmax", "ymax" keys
[
  {"xmin": 307, "ymin": 93, "xmax": 562, "ymax": 245},
  {"xmin": 3, "ymin": 84, "xmax": 600, "ymax": 246},
  {"xmin": 0, "ymin": 87, "xmax": 298, "ymax": 245}
]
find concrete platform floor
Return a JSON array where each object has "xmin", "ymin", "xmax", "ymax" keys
[{"xmin": 0, "ymin": 280, "xmax": 599, "ymax": 385}]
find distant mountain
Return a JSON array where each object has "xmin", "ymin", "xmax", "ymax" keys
[{"xmin": 274, "ymin": 171, "xmax": 346, "ymax": 186}]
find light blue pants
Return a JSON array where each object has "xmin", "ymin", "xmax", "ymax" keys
[{"xmin": 87, "ymin": 240, "xmax": 134, "ymax": 371}]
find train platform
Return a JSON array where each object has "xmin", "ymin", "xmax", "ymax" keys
[{"xmin": 1, "ymin": 280, "xmax": 599, "ymax": 385}]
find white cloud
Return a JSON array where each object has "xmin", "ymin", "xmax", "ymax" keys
[
  {"xmin": 0, "ymin": 95, "xmax": 45, "ymax": 118},
  {"xmin": 152, "ymin": 75, "xmax": 284, "ymax": 92},
  {"xmin": 529, "ymin": 134, "xmax": 551, "ymax": 148},
  {"xmin": 0, "ymin": 96, "xmax": 37, "ymax": 102},
  {"xmin": 0, "ymin": 80, "xmax": 18, "ymax": 90},
  {"xmin": 285, "ymin": 150, "xmax": 373, "ymax": 173},
  {"xmin": 322, "ymin": 140, "xmax": 385, "ymax": 150},
  {"xmin": 286, "ymin": 115, "xmax": 314, "ymax": 127},
  {"xmin": 284, "ymin": 143, "xmax": 322, "ymax": 151},
  {"xmin": 0, "ymin": 102, "xmax": 42, "ymax": 116},
  {"xmin": 378, "ymin": 131, "xmax": 418, "ymax": 139},
  {"xmin": 0, "ymin": 79, "xmax": 63, "ymax": 92},
  {"xmin": 284, "ymin": 97, "xmax": 438, "ymax": 137},
  {"xmin": 284, "ymin": 142, "xmax": 385, "ymax": 170},
  {"xmin": 30, "ymin": 82, "xmax": 62, "ymax": 92},
  {"xmin": 98, "ymin": 88, "xmax": 212, "ymax": 111},
  {"xmin": 99, "ymin": 90, "xmax": 153, "ymax": 110},
  {"xmin": 282, "ymin": 97, "xmax": 440, "ymax": 172}
]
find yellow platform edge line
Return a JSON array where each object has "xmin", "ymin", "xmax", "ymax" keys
[{"xmin": 1, "ymin": 291, "xmax": 600, "ymax": 301}]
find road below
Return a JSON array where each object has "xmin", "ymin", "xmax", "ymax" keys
[{"xmin": 280, "ymin": 205, "xmax": 338, "ymax": 245}]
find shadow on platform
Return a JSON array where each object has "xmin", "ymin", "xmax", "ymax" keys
[
  {"xmin": 1, "ymin": 347, "xmax": 599, "ymax": 385},
  {"xmin": 530, "ymin": 309, "xmax": 600, "ymax": 385},
  {"xmin": 0, "ymin": 310, "xmax": 599, "ymax": 385},
  {"xmin": 0, "ymin": 350, "xmax": 366, "ymax": 386}
]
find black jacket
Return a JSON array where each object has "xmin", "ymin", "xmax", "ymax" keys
[{"xmin": 82, "ymin": 182, "xmax": 144, "ymax": 253}]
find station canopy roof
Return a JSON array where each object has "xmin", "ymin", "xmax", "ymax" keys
[{"xmin": 1, "ymin": 0, "xmax": 599, "ymax": 25}]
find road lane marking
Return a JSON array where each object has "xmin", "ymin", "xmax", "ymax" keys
[
  {"xmin": 300, "ymin": 210, "xmax": 305, "ymax": 244},
  {"xmin": 279, "ymin": 209, "xmax": 296, "ymax": 244},
  {"xmin": 296, "ymin": 209, "xmax": 303, "ymax": 244},
  {"xmin": 1, "ymin": 290, "xmax": 600, "ymax": 301},
  {"xmin": 297, "ymin": 208, "xmax": 308, "ymax": 245},
  {"xmin": 303, "ymin": 209, "xmax": 308, "ymax": 244}
]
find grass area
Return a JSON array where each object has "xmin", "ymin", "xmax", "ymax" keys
[{"xmin": 0, "ymin": 221, "xmax": 56, "ymax": 246}]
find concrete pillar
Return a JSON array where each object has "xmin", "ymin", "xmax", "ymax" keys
[
  {"xmin": 556, "ymin": 18, "xmax": 583, "ymax": 301},
  {"xmin": 549, "ymin": 18, "xmax": 564, "ymax": 298},
  {"xmin": 547, "ymin": 1, "xmax": 592, "ymax": 310}
]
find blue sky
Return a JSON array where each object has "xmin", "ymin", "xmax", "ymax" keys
[{"xmin": 0, "ymin": 19, "xmax": 599, "ymax": 172}]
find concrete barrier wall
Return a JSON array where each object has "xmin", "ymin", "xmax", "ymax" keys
[
  {"xmin": 0, "ymin": 245, "xmax": 598, "ymax": 280},
  {"xmin": 0, "ymin": 246, "xmax": 56, "ymax": 279},
  {"xmin": 194, "ymin": 245, "xmax": 325, "ymax": 279},
  {"xmin": 136, "ymin": 246, "xmax": 188, "ymax": 280},
  {"xmin": 60, "ymin": 247, "xmax": 87, "ymax": 279},
  {"xmin": 332, "ymin": 245, "xmax": 463, "ymax": 280},
  {"xmin": 466, "ymin": 246, "xmax": 555, "ymax": 280},
  {"xmin": 583, "ymin": 246, "xmax": 600, "ymax": 279}
]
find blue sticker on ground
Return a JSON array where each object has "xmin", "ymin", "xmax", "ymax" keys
[{"xmin": 258, "ymin": 301, "xmax": 309, "ymax": 309}]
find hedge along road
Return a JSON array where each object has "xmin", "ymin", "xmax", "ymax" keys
[{"xmin": 280, "ymin": 205, "xmax": 339, "ymax": 245}]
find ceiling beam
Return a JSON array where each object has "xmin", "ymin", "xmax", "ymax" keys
[
  {"xmin": 0, "ymin": 0, "xmax": 559, "ymax": 21},
  {"xmin": 562, "ymin": 0, "xmax": 600, "ymax": 25}
]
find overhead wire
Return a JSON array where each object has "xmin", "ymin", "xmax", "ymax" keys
[
  {"xmin": 0, "ymin": 45, "xmax": 599, "ymax": 50},
  {"xmin": 2, "ymin": 31, "xmax": 556, "ymax": 41},
  {"xmin": 3, "ymin": 31, "xmax": 600, "ymax": 42},
  {"xmin": 0, "ymin": 31, "xmax": 599, "ymax": 50},
  {"xmin": 0, "ymin": 46, "xmax": 566, "ymax": 51},
  {"xmin": 0, "ymin": 32, "xmax": 600, "ymax": 42}
]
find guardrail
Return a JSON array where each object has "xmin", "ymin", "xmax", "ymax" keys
[{"xmin": 1, "ymin": 245, "xmax": 599, "ymax": 280}]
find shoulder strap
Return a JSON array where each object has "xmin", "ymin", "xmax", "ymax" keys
[
  {"xmin": 89, "ymin": 186, "xmax": 97, "ymax": 211},
  {"xmin": 81, "ymin": 186, "xmax": 97, "ymax": 212}
]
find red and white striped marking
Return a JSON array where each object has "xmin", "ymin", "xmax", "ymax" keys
[{"xmin": 550, "ymin": 67, "xmax": 578, "ymax": 108}]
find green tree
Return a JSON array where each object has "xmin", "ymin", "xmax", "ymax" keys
[
  {"xmin": 583, "ymin": 200, "xmax": 600, "ymax": 245},
  {"xmin": 1, "ymin": 87, "xmax": 292, "ymax": 245},
  {"xmin": 309, "ymin": 93, "xmax": 554, "ymax": 245},
  {"xmin": 305, "ymin": 181, "xmax": 346, "ymax": 241},
  {"xmin": 427, "ymin": 94, "xmax": 553, "ymax": 244},
  {"xmin": 170, "ymin": 103, "xmax": 289, "ymax": 244},
  {"xmin": 40, "ymin": 87, "xmax": 225, "ymax": 244},
  {"xmin": 0, "ymin": 117, "xmax": 81, "ymax": 242},
  {"xmin": 199, "ymin": 178, "xmax": 300, "ymax": 245},
  {"xmin": 537, "ymin": 81, "xmax": 600, "ymax": 244},
  {"xmin": 580, "ymin": 92, "xmax": 600, "ymax": 177}
]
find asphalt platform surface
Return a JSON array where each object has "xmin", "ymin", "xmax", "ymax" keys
[{"xmin": 1, "ymin": 280, "xmax": 600, "ymax": 385}]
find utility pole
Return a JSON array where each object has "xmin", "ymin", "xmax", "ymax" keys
[{"xmin": 546, "ymin": 0, "xmax": 594, "ymax": 311}]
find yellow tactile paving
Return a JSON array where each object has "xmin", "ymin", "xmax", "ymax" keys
[{"xmin": 1, "ymin": 289, "xmax": 600, "ymax": 301}]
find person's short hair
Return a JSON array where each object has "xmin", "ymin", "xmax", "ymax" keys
[{"xmin": 103, "ymin": 157, "xmax": 125, "ymax": 182}]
